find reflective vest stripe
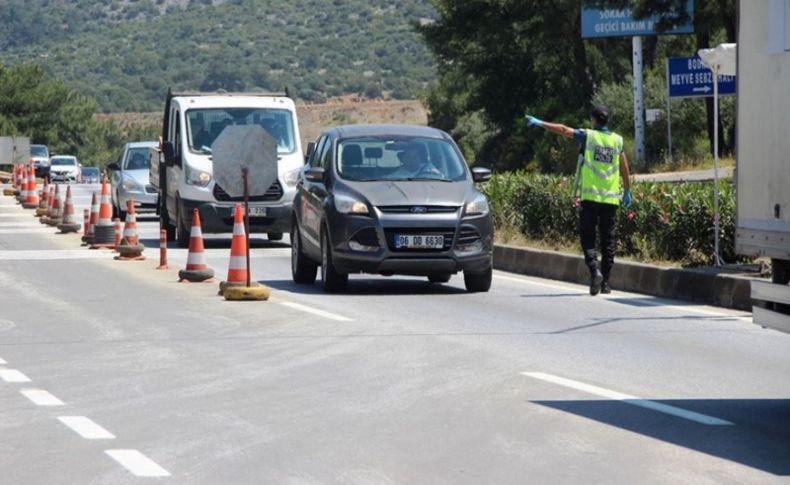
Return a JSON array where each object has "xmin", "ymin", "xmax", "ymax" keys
[{"xmin": 581, "ymin": 187, "xmax": 621, "ymax": 198}]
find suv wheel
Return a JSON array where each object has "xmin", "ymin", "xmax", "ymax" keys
[
  {"xmin": 464, "ymin": 265, "xmax": 492, "ymax": 293},
  {"xmin": 428, "ymin": 273, "xmax": 452, "ymax": 284},
  {"xmin": 321, "ymin": 228, "xmax": 348, "ymax": 293},
  {"xmin": 176, "ymin": 199, "xmax": 190, "ymax": 248},
  {"xmin": 291, "ymin": 224, "xmax": 317, "ymax": 284}
]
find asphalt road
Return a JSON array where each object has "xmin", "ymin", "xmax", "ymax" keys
[{"xmin": 1, "ymin": 184, "xmax": 789, "ymax": 484}]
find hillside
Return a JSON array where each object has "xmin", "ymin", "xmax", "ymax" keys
[{"xmin": 0, "ymin": 0, "xmax": 437, "ymax": 112}]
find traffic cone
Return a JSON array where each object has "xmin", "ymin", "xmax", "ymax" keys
[
  {"xmin": 221, "ymin": 204, "xmax": 269, "ymax": 301},
  {"xmin": 178, "ymin": 209, "xmax": 214, "ymax": 282},
  {"xmin": 35, "ymin": 181, "xmax": 49, "ymax": 217},
  {"xmin": 40, "ymin": 186, "xmax": 55, "ymax": 224},
  {"xmin": 56, "ymin": 185, "xmax": 81, "ymax": 233},
  {"xmin": 16, "ymin": 164, "xmax": 28, "ymax": 203},
  {"xmin": 22, "ymin": 164, "xmax": 39, "ymax": 209},
  {"xmin": 116, "ymin": 198, "xmax": 145, "ymax": 261},
  {"xmin": 46, "ymin": 186, "xmax": 62, "ymax": 227},
  {"xmin": 90, "ymin": 181, "xmax": 115, "ymax": 249},
  {"xmin": 113, "ymin": 217, "xmax": 122, "ymax": 250},
  {"xmin": 82, "ymin": 192, "xmax": 99, "ymax": 245},
  {"xmin": 82, "ymin": 209, "xmax": 90, "ymax": 242}
]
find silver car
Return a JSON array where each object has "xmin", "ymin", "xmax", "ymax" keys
[
  {"xmin": 108, "ymin": 141, "xmax": 159, "ymax": 218},
  {"xmin": 291, "ymin": 124, "xmax": 493, "ymax": 293},
  {"xmin": 49, "ymin": 155, "xmax": 81, "ymax": 183}
]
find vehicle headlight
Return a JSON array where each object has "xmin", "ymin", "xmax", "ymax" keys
[
  {"xmin": 464, "ymin": 193, "xmax": 489, "ymax": 216},
  {"xmin": 334, "ymin": 193, "xmax": 369, "ymax": 215},
  {"xmin": 122, "ymin": 177, "xmax": 143, "ymax": 192},
  {"xmin": 185, "ymin": 163, "xmax": 212, "ymax": 187},
  {"xmin": 282, "ymin": 167, "xmax": 301, "ymax": 188}
]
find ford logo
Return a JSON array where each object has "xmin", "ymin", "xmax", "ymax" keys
[{"xmin": 410, "ymin": 206, "xmax": 428, "ymax": 214}]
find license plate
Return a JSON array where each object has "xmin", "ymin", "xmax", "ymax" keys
[
  {"xmin": 394, "ymin": 234, "xmax": 444, "ymax": 249},
  {"xmin": 232, "ymin": 206, "xmax": 267, "ymax": 217}
]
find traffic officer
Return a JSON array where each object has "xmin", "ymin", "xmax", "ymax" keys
[{"xmin": 524, "ymin": 106, "xmax": 632, "ymax": 295}]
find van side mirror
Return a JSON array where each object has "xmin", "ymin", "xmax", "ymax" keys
[
  {"xmin": 163, "ymin": 141, "xmax": 176, "ymax": 167},
  {"xmin": 472, "ymin": 166, "xmax": 492, "ymax": 183},
  {"xmin": 107, "ymin": 162, "xmax": 120, "ymax": 172},
  {"xmin": 305, "ymin": 141, "xmax": 316, "ymax": 164},
  {"xmin": 304, "ymin": 167, "xmax": 325, "ymax": 182}
]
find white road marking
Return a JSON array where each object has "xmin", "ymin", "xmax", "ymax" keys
[
  {"xmin": 0, "ymin": 250, "xmax": 111, "ymax": 261},
  {"xmin": 58, "ymin": 416, "xmax": 115, "ymax": 440},
  {"xmin": 0, "ymin": 221, "xmax": 41, "ymax": 227},
  {"xmin": 522, "ymin": 372, "xmax": 733, "ymax": 426},
  {"xmin": 20, "ymin": 388, "xmax": 65, "ymax": 406},
  {"xmin": 0, "ymin": 213, "xmax": 36, "ymax": 218},
  {"xmin": 278, "ymin": 301, "xmax": 353, "ymax": 322},
  {"xmin": 0, "ymin": 368, "xmax": 31, "ymax": 382},
  {"xmin": 105, "ymin": 450, "xmax": 171, "ymax": 477},
  {"xmin": 0, "ymin": 228, "xmax": 60, "ymax": 234},
  {"xmin": 0, "ymin": 357, "xmax": 6, "ymax": 364}
]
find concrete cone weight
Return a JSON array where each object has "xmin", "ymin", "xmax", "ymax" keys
[{"xmin": 223, "ymin": 284, "xmax": 270, "ymax": 301}]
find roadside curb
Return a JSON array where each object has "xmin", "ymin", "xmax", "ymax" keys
[{"xmin": 494, "ymin": 244, "xmax": 753, "ymax": 311}]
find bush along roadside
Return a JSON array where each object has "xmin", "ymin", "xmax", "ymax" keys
[{"xmin": 484, "ymin": 171, "xmax": 743, "ymax": 267}]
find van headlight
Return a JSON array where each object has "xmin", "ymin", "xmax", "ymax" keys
[
  {"xmin": 185, "ymin": 163, "xmax": 212, "ymax": 187},
  {"xmin": 122, "ymin": 176, "xmax": 143, "ymax": 192},
  {"xmin": 334, "ymin": 194, "xmax": 369, "ymax": 215},
  {"xmin": 282, "ymin": 167, "xmax": 301, "ymax": 188},
  {"xmin": 464, "ymin": 193, "xmax": 489, "ymax": 216}
]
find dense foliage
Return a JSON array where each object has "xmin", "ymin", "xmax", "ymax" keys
[
  {"xmin": 419, "ymin": 0, "xmax": 736, "ymax": 172},
  {"xmin": 486, "ymin": 172, "xmax": 738, "ymax": 266},
  {"xmin": 0, "ymin": 0, "xmax": 437, "ymax": 112}
]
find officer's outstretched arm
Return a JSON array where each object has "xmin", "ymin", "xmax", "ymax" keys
[{"xmin": 540, "ymin": 122, "xmax": 575, "ymax": 139}]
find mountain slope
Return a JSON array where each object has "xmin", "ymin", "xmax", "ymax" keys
[{"xmin": 0, "ymin": 0, "xmax": 437, "ymax": 112}]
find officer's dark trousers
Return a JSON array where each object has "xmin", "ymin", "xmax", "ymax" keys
[{"xmin": 580, "ymin": 200, "xmax": 617, "ymax": 281}]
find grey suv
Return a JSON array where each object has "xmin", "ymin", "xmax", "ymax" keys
[{"xmin": 291, "ymin": 124, "xmax": 493, "ymax": 293}]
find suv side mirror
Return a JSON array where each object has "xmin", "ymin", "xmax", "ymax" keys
[
  {"xmin": 305, "ymin": 141, "xmax": 316, "ymax": 164},
  {"xmin": 304, "ymin": 167, "xmax": 325, "ymax": 182},
  {"xmin": 107, "ymin": 162, "xmax": 120, "ymax": 171},
  {"xmin": 163, "ymin": 141, "xmax": 176, "ymax": 167},
  {"xmin": 472, "ymin": 166, "xmax": 492, "ymax": 183}
]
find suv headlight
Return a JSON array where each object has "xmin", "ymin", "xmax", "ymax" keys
[
  {"xmin": 185, "ymin": 163, "xmax": 212, "ymax": 187},
  {"xmin": 464, "ymin": 193, "xmax": 489, "ymax": 216},
  {"xmin": 282, "ymin": 167, "xmax": 301, "ymax": 188},
  {"xmin": 122, "ymin": 176, "xmax": 143, "ymax": 192},
  {"xmin": 334, "ymin": 193, "xmax": 369, "ymax": 215}
]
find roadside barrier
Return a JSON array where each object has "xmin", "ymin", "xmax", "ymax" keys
[
  {"xmin": 178, "ymin": 209, "xmax": 214, "ymax": 282},
  {"xmin": 56, "ymin": 185, "xmax": 80, "ymax": 233},
  {"xmin": 22, "ymin": 164, "xmax": 38, "ymax": 209},
  {"xmin": 35, "ymin": 181, "xmax": 49, "ymax": 217},
  {"xmin": 90, "ymin": 182, "xmax": 115, "ymax": 249},
  {"xmin": 115, "ymin": 199, "xmax": 145, "ymax": 261},
  {"xmin": 157, "ymin": 229, "xmax": 168, "ymax": 270},
  {"xmin": 45, "ymin": 186, "xmax": 62, "ymax": 227}
]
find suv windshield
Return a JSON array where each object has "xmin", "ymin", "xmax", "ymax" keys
[
  {"xmin": 30, "ymin": 145, "xmax": 48, "ymax": 158},
  {"xmin": 124, "ymin": 147, "xmax": 150, "ymax": 170},
  {"xmin": 186, "ymin": 108, "xmax": 296, "ymax": 155},
  {"xmin": 51, "ymin": 157, "xmax": 77, "ymax": 166},
  {"xmin": 336, "ymin": 136, "xmax": 468, "ymax": 182}
]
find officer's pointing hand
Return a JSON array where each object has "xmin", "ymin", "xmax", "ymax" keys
[
  {"xmin": 524, "ymin": 115, "xmax": 543, "ymax": 127},
  {"xmin": 622, "ymin": 190, "xmax": 632, "ymax": 209}
]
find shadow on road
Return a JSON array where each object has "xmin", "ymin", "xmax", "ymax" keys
[
  {"xmin": 261, "ymin": 277, "xmax": 469, "ymax": 296},
  {"xmin": 520, "ymin": 293, "xmax": 587, "ymax": 298},
  {"xmin": 137, "ymin": 237, "xmax": 289, "ymax": 250},
  {"xmin": 532, "ymin": 398, "xmax": 790, "ymax": 475}
]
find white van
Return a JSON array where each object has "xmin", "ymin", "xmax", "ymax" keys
[{"xmin": 150, "ymin": 91, "xmax": 303, "ymax": 247}]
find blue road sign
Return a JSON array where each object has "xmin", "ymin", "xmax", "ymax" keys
[
  {"xmin": 667, "ymin": 56, "xmax": 736, "ymax": 98},
  {"xmin": 581, "ymin": 1, "xmax": 694, "ymax": 38}
]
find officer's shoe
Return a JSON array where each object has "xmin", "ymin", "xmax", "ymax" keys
[
  {"xmin": 601, "ymin": 281, "xmax": 611, "ymax": 294},
  {"xmin": 590, "ymin": 270, "xmax": 604, "ymax": 296}
]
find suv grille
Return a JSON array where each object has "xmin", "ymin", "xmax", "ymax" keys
[
  {"xmin": 213, "ymin": 180, "xmax": 283, "ymax": 202},
  {"xmin": 378, "ymin": 205, "xmax": 460, "ymax": 214},
  {"xmin": 384, "ymin": 227, "xmax": 455, "ymax": 252}
]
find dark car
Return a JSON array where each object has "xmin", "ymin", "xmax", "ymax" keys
[
  {"xmin": 80, "ymin": 167, "xmax": 101, "ymax": 184},
  {"xmin": 291, "ymin": 124, "xmax": 493, "ymax": 293}
]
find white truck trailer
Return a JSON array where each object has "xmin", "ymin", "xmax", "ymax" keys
[{"xmin": 736, "ymin": 0, "xmax": 790, "ymax": 332}]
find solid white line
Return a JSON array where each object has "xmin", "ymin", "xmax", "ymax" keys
[
  {"xmin": 0, "ymin": 228, "xmax": 56, "ymax": 234},
  {"xmin": 0, "ymin": 250, "xmax": 112, "ymax": 261},
  {"xmin": 105, "ymin": 449, "xmax": 170, "ymax": 477},
  {"xmin": 20, "ymin": 388, "xmax": 65, "ymax": 406},
  {"xmin": 278, "ymin": 301, "xmax": 353, "ymax": 322},
  {"xmin": 522, "ymin": 372, "xmax": 732, "ymax": 426},
  {"xmin": 0, "ymin": 369, "xmax": 31, "ymax": 382},
  {"xmin": 58, "ymin": 416, "xmax": 115, "ymax": 440}
]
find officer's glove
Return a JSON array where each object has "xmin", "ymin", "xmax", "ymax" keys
[
  {"xmin": 524, "ymin": 115, "xmax": 543, "ymax": 127},
  {"xmin": 622, "ymin": 190, "xmax": 632, "ymax": 209}
]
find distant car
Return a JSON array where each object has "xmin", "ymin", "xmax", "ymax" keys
[
  {"xmin": 80, "ymin": 166, "xmax": 101, "ymax": 184},
  {"xmin": 48, "ymin": 155, "xmax": 81, "ymax": 183},
  {"xmin": 31, "ymin": 144, "xmax": 50, "ymax": 178},
  {"xmin": 108, "ymin": 141, "xmax": 159, "ymax": 219},
  {"xmin": 291, "ymin": 124, "xmax": 494, "ymax": 293}
]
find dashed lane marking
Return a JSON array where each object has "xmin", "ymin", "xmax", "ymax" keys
[
  {"xmin": 277, "ymin": 300, "xmax": 354, "ymax": 322},
  {"xmin": 20, "ymin": 388, "xmax": 65, "ymax": 406},
  {"xmin": 0, "ymin": 250, "xmax": 112, "ymax": 260},
  {"xmin": 522, "ymin": 371, "xmax": 733, "ymax": 426},
  {"xmin": 105, "ymin": 450, "xmax": 171, "ymax": 477},
  {"xmin": 58, "ymin": 416, "xmax": 116, "ymax": 440},
  {"xmin": 0, "ymin": 369, "xmax": 31, "ymax": 382}
]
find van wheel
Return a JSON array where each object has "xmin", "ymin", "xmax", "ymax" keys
[
  {"xmin": 464, "ymin": 266, "xmax": 492, "ymax": 293},
  {"xmin": 428, "ymin": 273, "xmax": 452, "ymax": 284},
  {"xmin": 291, "ymin": 224, "xmax": 317, "ymax": 284},
  {"xmin": 176, "ymin": 200, "xmax": 190, "ymax": 248},
  {"xmin": 268, "ymin": 232, "xmax": 284, "ymax": 241},
  {"xmin": 321, "ymin": 228, "xmax": 347, "ymax": 293}
]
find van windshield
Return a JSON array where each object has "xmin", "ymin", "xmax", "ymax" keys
[
  {"xmin": 186, "ymin": 108, "xmax": 296, "ymax": 155},
  {"xmin": 30, "ymin": 145, "xmax": 49, "ymax": 158}
]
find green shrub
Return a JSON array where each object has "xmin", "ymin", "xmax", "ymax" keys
[{"xmin": 485, "ymin": 171, "xmax": 742, "ymax": 266}]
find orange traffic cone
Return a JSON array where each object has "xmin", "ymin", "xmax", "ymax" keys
[
  {"xmin": 16, "ymin": 164, "xmax": 28, "ymax": 203},
  {"xmin": 22, "ymin": 164, "xmax": 39, "ymax": 209},
  {"xmin": 219, "ymin": 203, "xmax": 250, "ymax": 294},
  {"xmin": 57, "ymin": 185, "xmax": 81, "ymax": 233},
  {"xmin": 82, "ymin": 192, "xmax": 99, "ymax": 245},
  {"xmin": 90, "ymin": 181, "xmax": 115, "ymax": 249},
  {"xmin": 82, "ymin": 209, "xmax": 90, "ymax": 242},
  {"xmin": 178, "ymin": 209, "xmax": 214, "ymax": 282},
  {"xmin": 36, "ymin": 181, "xmax": 49, "ymax": 217},
  {"xmin": 41, "ymin": 186, "xmax": 55, "ymax": 224},
  {"xmin": 116, "ymin": 198, "xmax": 145, "ymax": 261},
  {"xmin": 46, "ymin": 186, "xmax": 63, "ymax": 227}
]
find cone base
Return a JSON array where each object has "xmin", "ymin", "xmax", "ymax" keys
[
  {"xmin": 116, "ymin": 243, "xmax": 145, "ymax": 260},
  {"xmin": 179, "ymin": 268, "xmax": 214, "ymax": 283},
  {"xmin": 218, "ymin": 280, "xmax": 258, "ymax": 295},
  {"xmin": 40, "ymin": 217, "xmax": 50, "ymax": 225},
  {"xmin": 223, "ymin": 284, "xmax": 270, "ymax": 301},
  {"xmin": 57, "ymin": 223, "xmax": 81, "ymax": 233},
  {"xmin": 21, "ymin": 202, "xmax": 38, "ymax": 209},
  {"xmin": 45, "ymin": 218, "xmax": 62, "ymax": 227}
]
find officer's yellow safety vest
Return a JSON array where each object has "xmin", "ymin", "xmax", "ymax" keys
[{"xmin": 580, "ymin": 129, "xmax": 623, "ymax": 205}]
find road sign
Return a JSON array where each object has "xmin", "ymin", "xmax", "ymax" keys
[
  {"xmin": 211, "ymin": 125, "xmax": 278, "ymax": 198},
  {"xmin": 667, "ymin": 56, "xmax": 736, "ymax": 98},
  {"xmin": 581, "ymin": 0, "xmax": 694, "ymax": 38},
  {"xmin": 0, "ymin": 136, "xmax": 30, "ymax": 165}
]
